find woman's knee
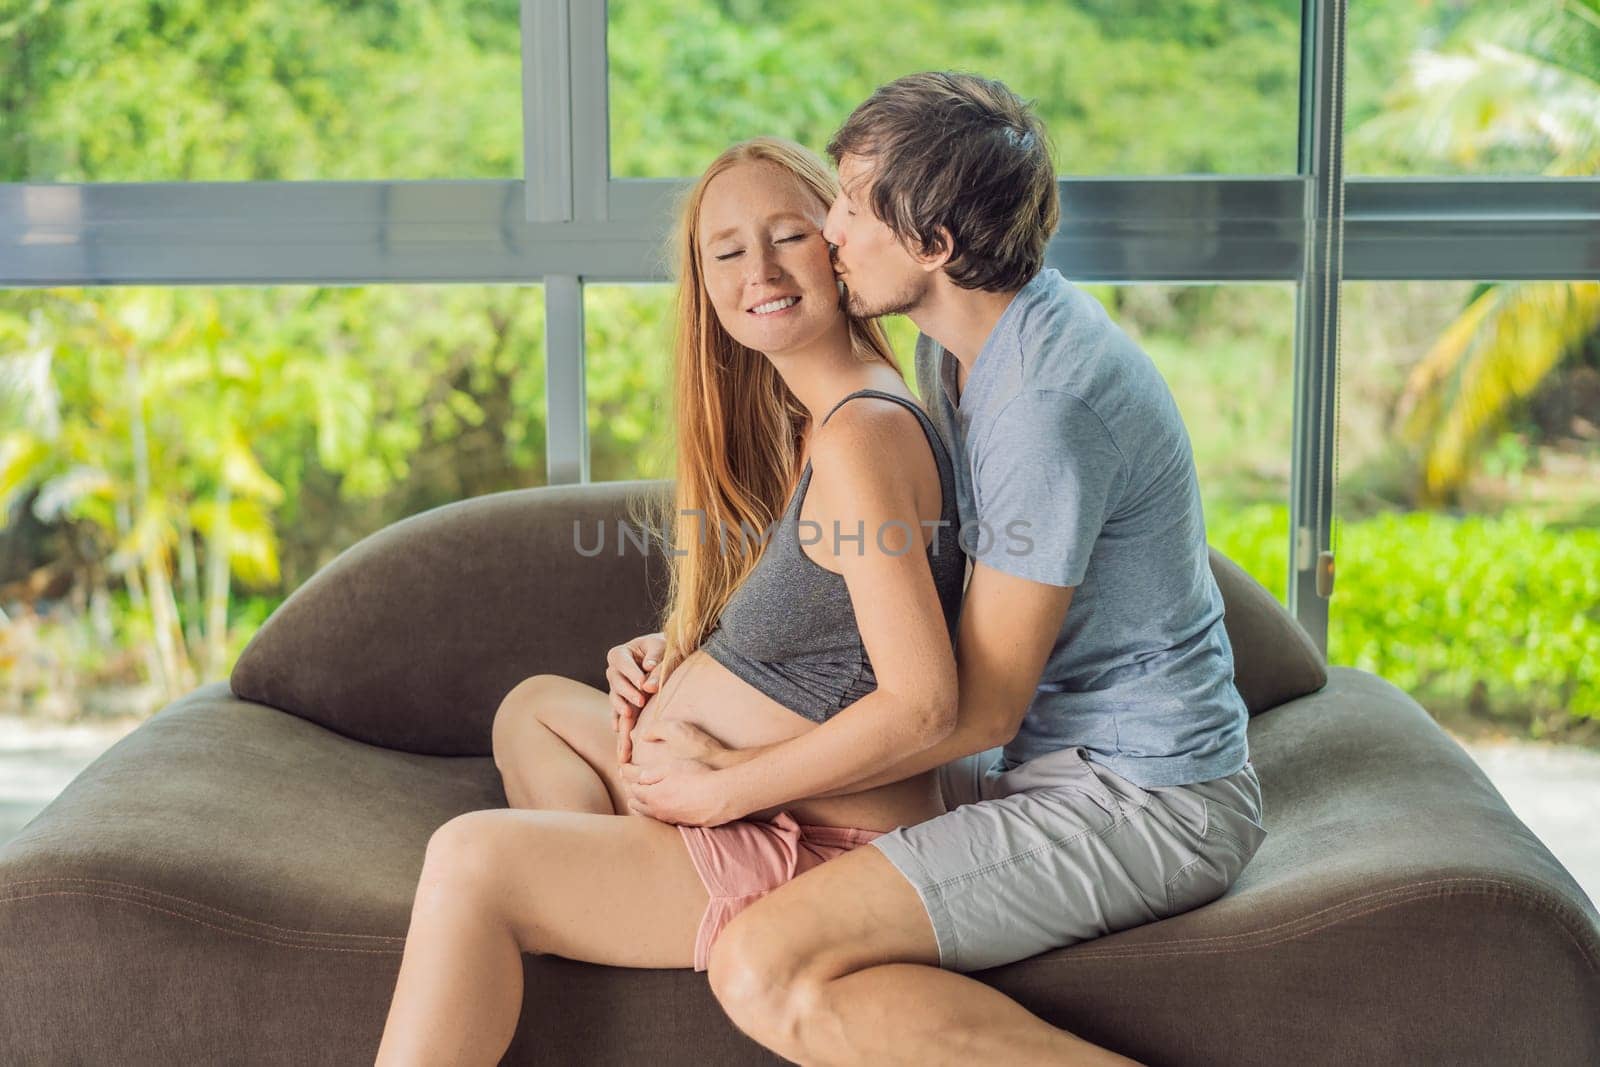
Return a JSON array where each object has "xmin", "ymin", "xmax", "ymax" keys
[
  {"xmin": 416, "ymin": 812, "xmax": 505, "ymax": 902},
  {"xmin": 492, "ymin": 675, "xmax": 564, "ymax": 759},
  {"xmin": 416, "ymin": 813, "xmax": 552, "ymax": 953}
]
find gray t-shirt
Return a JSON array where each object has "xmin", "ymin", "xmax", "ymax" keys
[{"xmin": 915, "ymin": 267, "xmax": 1249, "ymax": 788}]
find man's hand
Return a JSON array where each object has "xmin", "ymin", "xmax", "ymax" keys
[
  {"xmin": 618, "ymin": 757, "xmax": 739, "ymax": 827},
  {"xmin": 631, "ymin": 719, "xmax": 733, "ymax": 768},
  {"xmin": 606, "ymin": 631, "xmax": 667, "ymax": 765}
]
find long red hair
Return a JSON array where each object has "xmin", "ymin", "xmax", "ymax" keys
[{"xmin": 632, "ymin": 138, "xmax": 904, "ymax": 677}]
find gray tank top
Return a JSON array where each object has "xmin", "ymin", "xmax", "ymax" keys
[{"xmin": 699, "ymin": 388, "xmax": 967, "ymax": 723}]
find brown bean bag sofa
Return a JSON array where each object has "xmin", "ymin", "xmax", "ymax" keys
[{"xmin": 2, "ymin": 479, "xmax": 1596, "ymax": 1065}]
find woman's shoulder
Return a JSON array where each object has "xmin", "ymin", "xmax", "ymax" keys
[
  {"xmin": 806, "ymin": 395, "xmax": 944, "ymax": 510},
  {"xmin": 814, "ymin": 393, "xmax": 935, "ymax": 460}
]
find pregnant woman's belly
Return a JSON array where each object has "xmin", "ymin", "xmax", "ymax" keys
[{"xmin": 629, "ymin": 649, "xmax": 945, "ymax": 832}]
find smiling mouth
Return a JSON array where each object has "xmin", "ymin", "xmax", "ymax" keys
[{"xmin": 749, "ymin": 296, "xmax": 801, "ymax": 316}]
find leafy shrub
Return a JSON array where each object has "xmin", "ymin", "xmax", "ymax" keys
[{"xmin": 1211, "ymin": 504, "xmax": 1600, "ymax": 729}]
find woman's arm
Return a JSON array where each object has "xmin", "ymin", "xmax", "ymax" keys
[{"xmin": 624, "ymin": 402, "xmax": 961, "ymax": 822}]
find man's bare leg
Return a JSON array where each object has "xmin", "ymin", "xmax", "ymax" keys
[{"xmin": 708, "ymin": 843, "xmax": 1143, "ymax": 1067}]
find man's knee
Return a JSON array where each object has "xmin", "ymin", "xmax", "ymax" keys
[{"xmin": 706, "ymin": 910, "xmax": 813, "ymax": 1040}]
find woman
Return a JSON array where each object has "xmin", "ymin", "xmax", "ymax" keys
[{"xmin": 374, "ymin": 138, "xmax": 967, "ymax": 1065}]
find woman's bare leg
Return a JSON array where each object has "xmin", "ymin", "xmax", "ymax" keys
[
  {"xmin": 374, "ymin": 807, "xmax": 710, "ymax": 1066},
  {"xmin": 491, "ymin": 674, "xmax": 630, "ymax": 814}
]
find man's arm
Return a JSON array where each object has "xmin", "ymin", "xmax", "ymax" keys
[
  {"xmin": 725, "ymin": 387, "xmax": 1107, "ymax": 799},
  {"xmin": 715, "ymin": 562, "xmax": 1074, "ymax": 798}
]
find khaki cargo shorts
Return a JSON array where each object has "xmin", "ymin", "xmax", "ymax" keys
[{"xmin": 868, "ymin": 744, "xmax": 1267, "ymax": 973}]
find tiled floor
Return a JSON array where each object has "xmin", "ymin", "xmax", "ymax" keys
[{"xmin": 1, "ymin": 714, "xmax": 1596, "ymax": 909}]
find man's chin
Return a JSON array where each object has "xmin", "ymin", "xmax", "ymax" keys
[{"xmin": 844, "ymin": 286, "xmax": 914, "ymax": 320}]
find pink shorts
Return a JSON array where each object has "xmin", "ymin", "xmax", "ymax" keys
[{"xmin": 677, "ymin": 811, "xmax": 885, "ymax": 972}]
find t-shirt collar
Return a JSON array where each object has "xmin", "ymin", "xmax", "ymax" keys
[{"xmin": 941, "ymin": 267, "xmax": 1052, "ymax": 414}]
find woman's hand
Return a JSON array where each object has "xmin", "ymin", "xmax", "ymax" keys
[
  {"xmin": 606, "ymin": 631, "xmax": 668, "ymax": 764},
  {"xmin": 618, "ymin": 757, "xmax": 741, "ymax": 827}
]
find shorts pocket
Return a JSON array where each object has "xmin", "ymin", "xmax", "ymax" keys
[{"xmin": 1164, "ymin": 799, "xmax": 1256, "ymax": 916}]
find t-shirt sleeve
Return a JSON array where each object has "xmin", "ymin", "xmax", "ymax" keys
[{"xmin": 969, "ymin": 388, "xmax": 1126, "ymax": 588}]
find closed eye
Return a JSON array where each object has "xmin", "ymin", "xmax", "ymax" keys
[{"xmin": 713, "ymin": 233, "xmax": 811, "ymax": 261}]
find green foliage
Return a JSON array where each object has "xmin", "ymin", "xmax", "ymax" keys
[
  {"xmin": 585, "ymin": 286, "xmax": 676, "ymax": 482},
  {"xmin": 1, "ymin": 281, "xmax": 554, "ymax": 640},
  {"xmin": 1211, "ymin": 504, "xmax": 1600, "ymax": 727},
  {"xmin": 1346, "ymin": 1, "xmax": 1600, "ymax": 499},
  {"xmin": 1206, "ymin": 501, "xmax": 1290, "ymax": 604},
  {"xmin": 607, "ymin": 0, "xmax": 1301, "ymax": 178},
  {"xmin": 1347, "ymin": 0, "xmax": 1600, "ymax": 177},
  {"xmin": 0, "ymin": 0, "xmax": 522, "ymax": 181}
]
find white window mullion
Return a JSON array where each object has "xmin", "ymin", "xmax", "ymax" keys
[{"xmin": 543, "ymin": 274, "xmax": 589, "ymax": 485}]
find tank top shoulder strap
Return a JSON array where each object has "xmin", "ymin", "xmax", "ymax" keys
[
  {"xmin": 820, "ymin": 387, "xmax": 932, "ymax": 430},
  {"xmin": 820, "ymin": 388, "xmax": 873, "ymax": 426}
]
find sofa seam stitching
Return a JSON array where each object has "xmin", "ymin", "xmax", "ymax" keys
[
  {"xmin": 0, "ymin": 890, "xmax": 404, "ymax": 953},
  {"xmin": 0, "ymin": 876, "xmax": 402, "ymax": 941},
  {"xmin": 1049, "ymin": 876, "xmax": 1600, "ymax": 972}
]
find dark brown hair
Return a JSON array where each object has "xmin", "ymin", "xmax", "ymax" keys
[{"xmin": 826, "ymin": 71, "xmax": 1060, "ymax": 293}]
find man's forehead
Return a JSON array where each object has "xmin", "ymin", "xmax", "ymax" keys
[{"xmin": 837, "ymin": 153, "xmax": 876, "ymax": 196}]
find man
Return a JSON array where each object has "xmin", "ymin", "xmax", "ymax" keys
[{"xmin": 617, "ymin": 71, "xmax": 1267, "ymax": 1066}]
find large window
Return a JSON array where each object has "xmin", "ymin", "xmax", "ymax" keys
[
  {"xmin": 4, "ymin": 0, "xmax": 1595, "ymax": 665},
  {"xmin": 3, "ymin": 0, "xmax": 1598, "ymax": 895}
]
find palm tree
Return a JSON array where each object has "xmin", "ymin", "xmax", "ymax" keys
[
  {"xmin": 1351, "ymin": 0, "xmax": 1600, "ymax": 503},
  {"xmin": 0, "ymin": 290, "xmax": 330, "ymax": 699}
]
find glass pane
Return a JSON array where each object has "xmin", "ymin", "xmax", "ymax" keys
[
  {"xmin": 1347, "ymin": 0, "xmax": 1600, "ymax": 177},
  {"xmin": 585, "ymin": 284, "xmax": 676, "ymax": 482},
  {"xmin": 1335, "ymin": 279, "xmax": 1600, "ymax": 899},
  {"xmin": 582, "ymin": 280, "xmax": 1294, "ymax": 601},
  {"xmin": 0, "ymin": 282, "xmax": 546, "ymax": 843},
  {"xmin": 1, "ymin": 2, "xmax": 523, "ymax": 181},
  {"xmin": 607, "ymin": 0, "xmax": 1301, "ymax": 178}
]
